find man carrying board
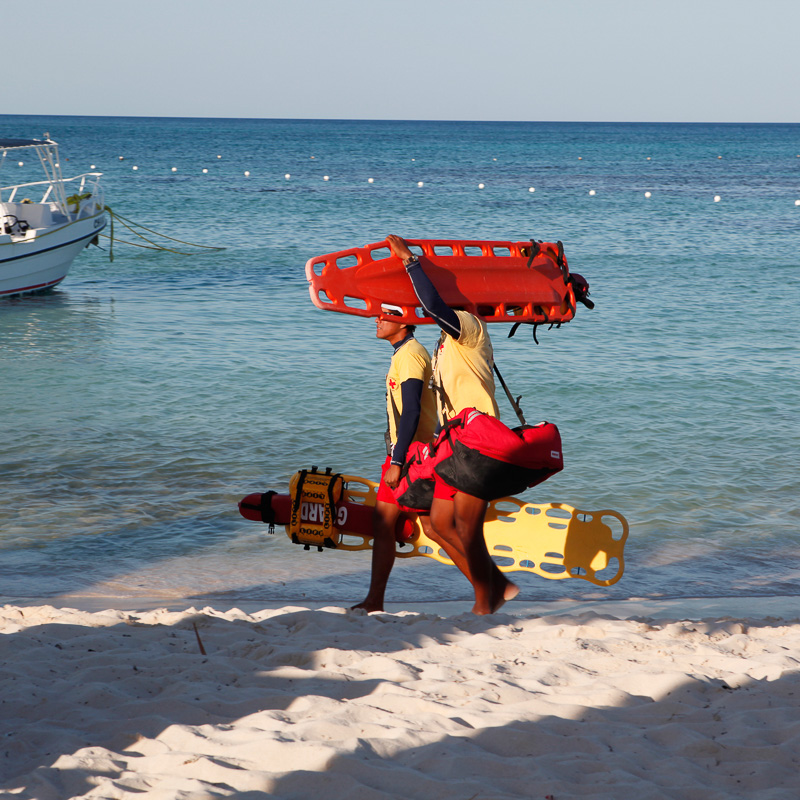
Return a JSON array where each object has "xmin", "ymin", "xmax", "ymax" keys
[{"xmin": 386, "ymin": 234, "xmax": 519, "ymax": 615}]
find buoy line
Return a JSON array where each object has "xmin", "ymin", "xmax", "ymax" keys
[{"xmin": 101, "ymin": 161, "xmax": 800, "ymax": 205}]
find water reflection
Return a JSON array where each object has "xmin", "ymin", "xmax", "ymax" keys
[{"xmin": 0, "ymin": 288, "xmax": 116, "ymax": 359}]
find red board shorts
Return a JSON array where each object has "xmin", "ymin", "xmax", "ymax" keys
[
  {"xmin": 376, "ymin": 455, "xmax": 399, "ymax": 505},
  {"xmin": 433, "ymin": 475, "xmax": 457, "ymax": 502}
]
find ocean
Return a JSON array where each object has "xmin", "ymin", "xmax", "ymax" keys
[{"xmin": 1, "ymin": 115, "xmax": 798, "ymax": 608}]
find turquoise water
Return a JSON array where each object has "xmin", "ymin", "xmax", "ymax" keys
[{"xmin": 1, "ymin": 115, "xmax": 799, "ymax": 605}]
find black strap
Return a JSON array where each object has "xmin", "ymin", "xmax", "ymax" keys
[
  {"xmin": 431, "ymin": 380, "xmax": 456, "ymax": 421},
  {"xmin": 429, "ymin": 413, "xmax": 466, "ymax": 456},
  {"xmin": 493, "ymin": 362, "xmax": 526, "ymax": 425},
  {"xmin": 385, "ymin": 390, "xmax": 398, "ymax": 455},
  {"xmin": 525, "ymin": 239, "xmax": 540, "ymax": 267},
  {"xmin": 430, "ymin": 331, "xmax": 457, "ymax": 421},
  {"xmin": 324, "ymin": 467, "xmax": 342, "ymax": 527},
  {"xmin": 260, "ymin": 491, "xmax": 277, "ymax": 534},
  {"xmin": 508, "ymin": 321, "xmax": 541, "ymax": 344},
  {"xmin": 292, "ymin": 469, "xmax": 307, "ymax": 514},
  {"xmin": 441, "ymin": 413, "xmax": 466, "ymax": 435},
  {"xmin": 556, "ymin": 239, "xmax": 569, "ymax": 279}
]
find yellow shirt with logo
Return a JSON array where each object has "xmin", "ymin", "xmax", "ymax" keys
[
  {"xmin": 386, "ymin": 338, "xmax": 437, "ymax": 447},
  {"xmin": 433, "ymin": 310, "xmax": 499, "ymax": 422}
]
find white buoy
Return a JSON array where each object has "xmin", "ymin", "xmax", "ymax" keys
[
  {"xmin": 795, "ymin": 199, "xmax": 800, "ymax": 206},
  {"xmin": 90, "ymin": 165, "xmax": 96, "ymax": 169},
  {"xmin": 528, "ymin": 187, "xmax": 535, "ymax": 193},
  {"xmin": 644, "ymin": 191, "xmax": 652, "ymax": 198},
  {"xmin": 417, "ymin": 181, "xmax": 424, "ymax": 187},
  {"xmin": 478, "ymin": 183, "xmax": 485, "ymax": 189},
  {"xmin": 217, "ymin": 155, "xmax": 222, "ymax": 159},
  {"xmin": 202, "ymin": 168, "xmax": 208, "ymax": 174},
  {"xmin": 714, "ymin": 195, "xmax": 721, "ymax": 202},
  {"xmin": 578, "ymin": 156, "xmax": 582, "ymax": 160},
  {"xmin": 118, "ymin": 156, "xmax": 124, "ymax": 160},
  {"xmin": 323, "ymin": 175, "xmax": 330, "ymax": 181},
  {"xmin": 310, "ymin": 156, "xmax": 315, "ymax": 159},
  {"xmin": 244, "ymin": 171, "xmax": 250, "ymax": 177},
  {"xmin": 411, "ymin": 158, "xmax": 415, "ymax": 161},
  {"xmin": 284, "ymin": 173, "xmax": 291, "ymax": 180},
  {"xmin": 133, "ymin": 166, "xmax": 138, "ymax": 171},
  {"xmin": 646, "ymin": 157, "xmax": 651, "ymax": 161},
  {"xmin": 18, "ymin": 161, "xmax": 23, "ymax": 166},
  {"xmin": 589, "ymin": 189, "xmax": 596, "ymax": 196},
  {"xmin": 171, "ymin": 167, "xmax": 177, "ymax": 172},
  {"xmin": 368, "ymin": 178, "xmax": 374, "ymax": 183}
]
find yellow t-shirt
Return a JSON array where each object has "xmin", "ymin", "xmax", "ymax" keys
[
  {"xmin": 432, "ymin": 310, "xmax": 499, "ymax": 422},
  {"xmin": 386, "ymin": 338, "xmax": 437, "ymax": 447}
]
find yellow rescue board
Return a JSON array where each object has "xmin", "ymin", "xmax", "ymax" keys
[{"xmin": 296, "ymin": 474, "xmax": 629, "ymax": 587}]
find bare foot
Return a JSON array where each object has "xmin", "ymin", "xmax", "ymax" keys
[
  {"xmin": 350, "ymin": 600, "xmax": 384, "ymax": 613},
  {"xmin": 488, "ymin": 578, "xmax": 520, "ymax": 614},
  {"xmin": 471, "ymin": 576, "xmax": 520, "ymax": 615},
  {"xmin": 504, "ymin": 581, "xmax": 520, "ymax": 601}
]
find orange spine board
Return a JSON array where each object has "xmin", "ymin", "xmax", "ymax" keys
[{"xmin": 305, "ymin": 238, "xmax": 577, "ymax": 325}]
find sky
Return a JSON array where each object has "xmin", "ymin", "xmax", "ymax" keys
[{"xmin": 5, "ymin": 0, "xmax": 799, "ymax": 123}]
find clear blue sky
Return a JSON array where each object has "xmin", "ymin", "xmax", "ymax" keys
[{"xmin": 7, "ymin": 0, "xmax": 798, "ymax": 122}]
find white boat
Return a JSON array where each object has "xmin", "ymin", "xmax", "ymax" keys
[{"xmin": 0, "ymin": 137, "xmax": 106, "ymax": 298}]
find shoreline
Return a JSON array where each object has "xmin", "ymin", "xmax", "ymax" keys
[{"xmin": 4, "ymin": 593, "xmax": 800, "ymax": 621}]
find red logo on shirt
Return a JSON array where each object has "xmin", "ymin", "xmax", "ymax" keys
[{"xmin": 388, "ymin": 378, "xmax": 397, "ymax": 390}]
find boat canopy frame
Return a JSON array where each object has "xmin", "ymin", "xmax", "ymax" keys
[{"xmin": 0, "ymin": 138, "xmax": 102, "ymax": 217}]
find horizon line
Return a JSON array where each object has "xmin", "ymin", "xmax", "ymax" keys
[{"xmin": 2, "ymin": 113, "xmax": 798, "ymax": 126}]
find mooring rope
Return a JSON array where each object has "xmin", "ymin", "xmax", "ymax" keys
[{"xmin": 101, "ymin": 206, "xmax": 225, "ymax": 261}]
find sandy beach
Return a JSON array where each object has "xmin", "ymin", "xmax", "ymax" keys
[{"xmin": 2, "ymin": 598, "xmax": 800, "ymax": 799}]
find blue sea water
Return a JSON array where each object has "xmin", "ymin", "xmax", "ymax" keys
[{"xmin": 1, "ymin": 115, "xmax": 798, "ymax": 608}]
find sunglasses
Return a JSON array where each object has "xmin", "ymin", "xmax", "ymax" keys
[{"xmin": 379, "ymin": 305, "xmax": 403, "ymax": 319}]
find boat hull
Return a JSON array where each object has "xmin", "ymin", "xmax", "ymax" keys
[{"xmin": 0, "ymin": 212, "xmax": 106, "ymax": 297}]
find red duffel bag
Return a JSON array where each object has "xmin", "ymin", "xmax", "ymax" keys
[
  {"xmin": 393, "ymin": 408, "xmax": 564, "ymax": 509},
  {"xmin": 392, "ymin": 439, "xmax": 438, "ymax": 512}
]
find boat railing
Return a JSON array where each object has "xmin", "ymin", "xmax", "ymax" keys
[{"xmin": 0, "ymin": 173, "xmax": 105, "ymax": 217}]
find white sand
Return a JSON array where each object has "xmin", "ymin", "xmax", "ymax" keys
[{"xmin": 2, "ymin": 599, "xmax": 800, "ymax": 799}]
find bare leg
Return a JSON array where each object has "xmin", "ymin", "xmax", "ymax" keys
[
  {"xmin": 424, "ymin": 504, "xmax": 473, "ymax": 578},
  {"xmin": 351, "ymin": 500, "xmax": 402, "ymax": 612},
  {"xmin": 429, "ymin": 494, "xmax": 519, "ymax": 615},
  {"xmin": 450, "ymin": 493, "xmax": 495, "ymax": 613},
  {"xmin": 457, "ymin": 493, "xmax": 519, "ymax": 613}
]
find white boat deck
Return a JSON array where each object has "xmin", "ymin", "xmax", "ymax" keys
[{"xmin": 0, "ymin": 138, "xmax": 106, "ymax": 296}]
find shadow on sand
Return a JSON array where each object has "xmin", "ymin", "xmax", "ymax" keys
[{"xmin": 2, "ymin": 606, "xmax": 799, "ymax": 799}]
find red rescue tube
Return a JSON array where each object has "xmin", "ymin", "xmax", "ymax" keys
[
  {"xmin": 238, "ymin": 492, "xmax": 292, "ymax": 523},
  {"xmin": 238, "ymin": 492, "xmax": 415, "ymax": 543},
  {"xmin": 305, "ymin": 238, "xmax": 577, "ymax": 326}
]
